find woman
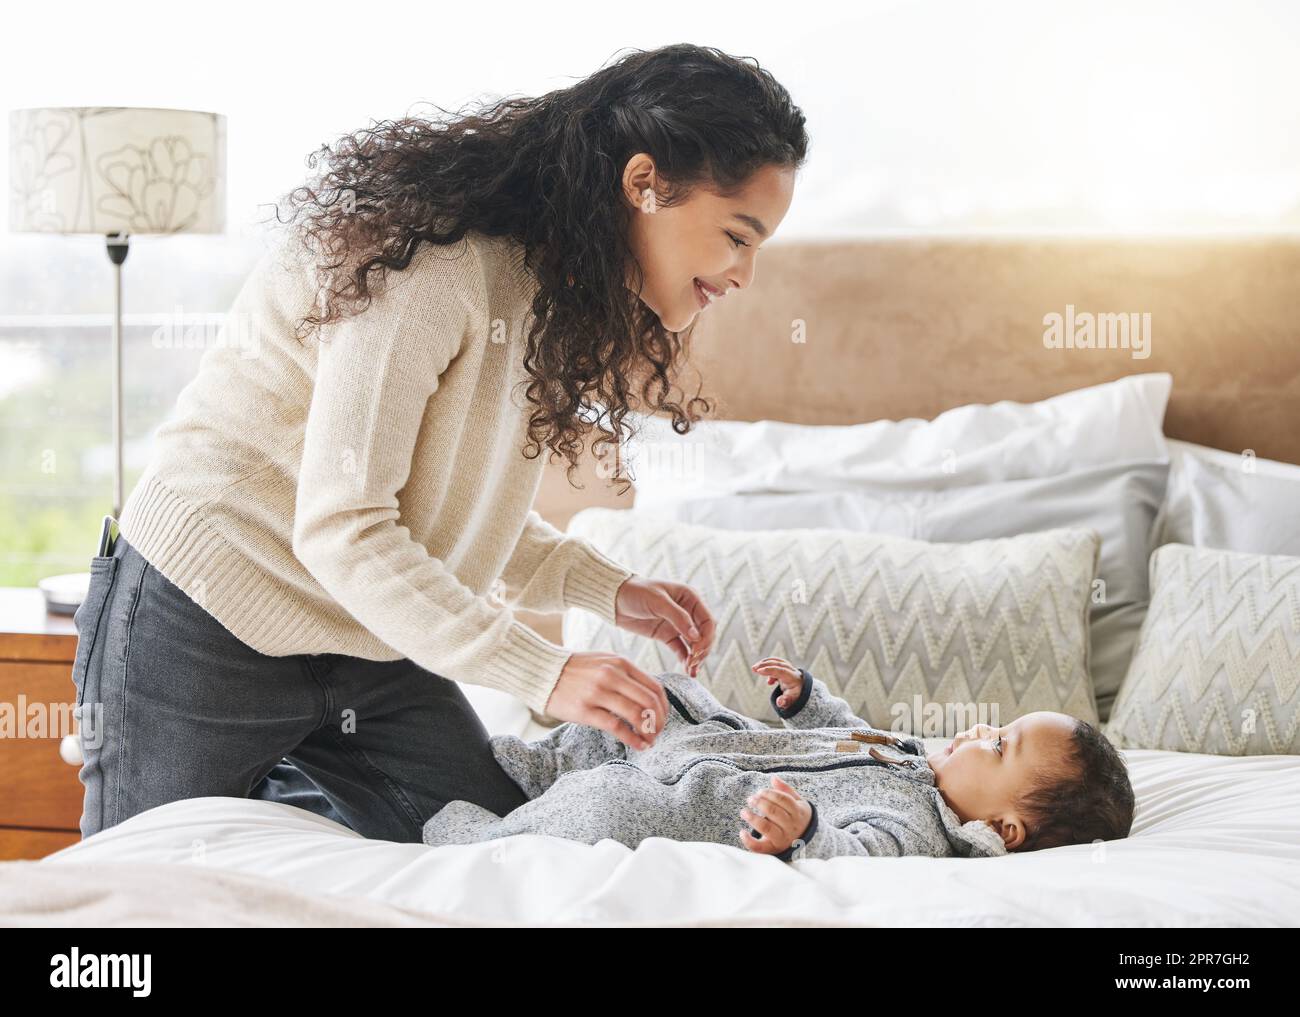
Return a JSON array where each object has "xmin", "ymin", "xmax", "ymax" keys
[{"xmin": 69, "ymin": 43, "xmax": 807, "ymax": 843}]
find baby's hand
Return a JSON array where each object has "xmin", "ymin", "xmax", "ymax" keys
[
  {"xmin": 751, "ymin": 657, "xmax": 804, "ymax": 710},
  {"xmin": 739, "ymin": 776, "xmax": 813, "ymax": 856}
]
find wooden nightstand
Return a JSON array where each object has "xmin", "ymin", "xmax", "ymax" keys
[{"xmin": 0, "ymin": 588, "xmax": 85, "ymax": 859}]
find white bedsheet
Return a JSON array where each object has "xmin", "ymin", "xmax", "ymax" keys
[{"xmin": 28, "ymin": 694, "xmax": 1300, "ymax": 926}]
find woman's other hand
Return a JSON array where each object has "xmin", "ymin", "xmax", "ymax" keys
[
  {"xmin": 613, "ymin": 576, "xmax": 715, "ymax": 678},
  {"xmin": 544, "ymin": 650, "xmax": 670, "ymax": 750}
]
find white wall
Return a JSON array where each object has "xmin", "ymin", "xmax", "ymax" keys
[{"xmin": 3, "ymin": 0, "xmax": 1298, "ymax": 260}]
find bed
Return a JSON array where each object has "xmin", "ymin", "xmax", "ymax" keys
[
  {"xmin": 10, "ymin": 722, "xmax": 1300, "ymax": 926},
  {"xmin": 6, "ymin": 235, "xmax": 1299, "ymax": 927}
]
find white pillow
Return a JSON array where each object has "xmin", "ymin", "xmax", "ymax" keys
[
  {"xmin": 622, "ymin": 372, "xmax": 1171, "ymax": 511},
  {"xmin": 563, "ymin": 509, "xmax": 1103, "ymax": 735},
  {"xmin": 1154, "ymin": 439, "xmax": 1300, "ymax": 556}
]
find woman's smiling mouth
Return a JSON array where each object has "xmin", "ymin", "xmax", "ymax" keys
[{"xmin": 694, "ymin": 278, "xmax": 724, "ymax": 309}]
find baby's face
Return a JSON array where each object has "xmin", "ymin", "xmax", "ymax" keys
[{"xmin": 925, "ymin": 711, "xmax": 1078, "ymax": 852}]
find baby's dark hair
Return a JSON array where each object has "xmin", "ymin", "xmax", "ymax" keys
[{"xmin": 1013, "ymin": 720, "xmax": 1135, "ymax": 852}]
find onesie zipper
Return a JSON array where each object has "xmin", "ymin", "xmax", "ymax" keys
[
  {"xmin": 660, "ymin": 687, "xmax": 925, "ymax": 777},
  {"xmin": 617, "ymin": 749, "xmax": 928, "ymax": 786}
]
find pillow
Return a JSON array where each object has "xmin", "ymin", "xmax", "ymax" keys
[
  {"xmin": 1154, "ymin": 439, "xmax": 1300, "ymax": 556},
  {"xmin": 563, "ymin": 509, "xmax": 1103, "ymax": 736},
  {"xmin": 1103, "ymin": 543, "xmax": 1300, "ymax": 755},
  {"xmin": 661, "ymin": 460, "xmax": 1168, "ymax": 724},
  {"xmin": 621, "ymin": 372, "xmax": 1171, "ymax": 511}
]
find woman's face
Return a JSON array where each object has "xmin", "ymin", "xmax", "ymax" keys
[{"xmin": 621, "ymin": 156, "xmax": 795, "ymax": 333}]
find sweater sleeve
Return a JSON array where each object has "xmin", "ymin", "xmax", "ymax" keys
[
  {"xmin": 772, "ymin": 670, "xmax": 926, "ymax": 756},
  {"xmin": 772, "ymin": 668, "xmax": 871, "ymax": 729},
  {"xmin": 290, "ymin": 238, "xmax": 573, "ymax": 715},
  {"xmin": 497, "ymin": 509, "xmax": 636, "ymax": 622},
  {"xmin": 778, "ymin": 802, "xmax": 922, "ymax": 860}
]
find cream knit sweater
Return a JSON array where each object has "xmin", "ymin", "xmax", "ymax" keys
[{"xmin": 118, "ymin": 229, "xmax": 635, "ymax": 714}]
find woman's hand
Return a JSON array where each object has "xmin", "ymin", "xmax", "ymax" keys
[
  {"xmin": 613, "ymin": 576, "xmax": 716, "ymax": 678},
  {"xmin": 544, "ymin": 650, "xmax": 670, "ymax": 750}
]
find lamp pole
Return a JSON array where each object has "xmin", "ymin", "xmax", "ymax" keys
[{"xmin": 106, "ymin": 231, "xmax": 129, "ymax": 519}]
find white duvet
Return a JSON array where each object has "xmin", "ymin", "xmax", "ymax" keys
[{"xmin": 16, "ymin": 684, "xmax": 1300, "ymax": 926}]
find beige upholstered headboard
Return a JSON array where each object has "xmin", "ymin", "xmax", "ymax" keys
[{"xmin": 520, "ymin": 236, "xmax": 1300, "ymax": 644}]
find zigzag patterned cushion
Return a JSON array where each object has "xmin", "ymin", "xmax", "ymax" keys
[
  {"xmin": 1104, "ymin": 543, "xmax": 1300, "ymax": 754},
  {"xmin": 563, "ymin": 509, "xmax": 1102, "ymax": 735}
]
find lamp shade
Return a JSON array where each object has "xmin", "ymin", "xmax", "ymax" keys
[{"xmin": 8, "ymin": 106, "xmax": 226, "ymax": 235}]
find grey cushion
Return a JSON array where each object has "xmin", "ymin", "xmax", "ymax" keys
[
  {"xmin": 564, "ymin": 509, "xmax": 1103, "ymax": 736},
  {"xmin": 649, "ymin": 459, "xmax": 1167, "ymax": 723},
  {"xmin": 1154, "ymin": 440, "xmax": 1300, "ymax": 556},
  {"xmin": 1104, "ymin": 543, "xmax": 1300, "ymax": 755}
]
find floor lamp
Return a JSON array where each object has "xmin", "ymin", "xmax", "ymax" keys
[{"xmin": 8, "ymin": 106, "xmax": 226, "ymax": 612}]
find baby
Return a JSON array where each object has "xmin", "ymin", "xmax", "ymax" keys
[{"xmin": 421, "ymin": 657, "xmax": 1135, "ymax": 859}]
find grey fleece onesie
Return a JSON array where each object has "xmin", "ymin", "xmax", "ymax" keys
[{"xmin": 421, "ymin": 668, "xmax": 1008, "ymax": 861}]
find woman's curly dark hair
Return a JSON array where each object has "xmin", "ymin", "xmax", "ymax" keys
[{"xmin": 265, "ymin": 43, "xmax": 809, "ymax": 492}]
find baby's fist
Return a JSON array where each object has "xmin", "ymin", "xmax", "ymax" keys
[
  {"xmin": 751, "ymin": 656, "xmax": 804, "ymax": 710},
  {"xmin": 739, "ymin": 776, "xmax": 813, "ymax": 856}
]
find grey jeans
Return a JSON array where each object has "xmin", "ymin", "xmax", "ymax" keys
[{"xmin": 70, "ymin": 531, "xmax": 528, "ymax": 842}]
